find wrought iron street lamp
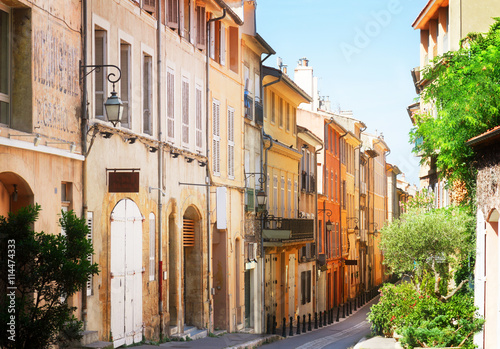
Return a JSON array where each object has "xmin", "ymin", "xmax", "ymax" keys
[{"xmin": 81, "ymin": 63, "xmax": 123, "ymax": 126}]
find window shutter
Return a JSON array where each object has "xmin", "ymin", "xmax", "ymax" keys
[
  {"xmin": 120, "ymin": 44, "xmax": 131, "ymax": 128},
  {"xmin": 287, "ymin": 178, "xmax": 292, "ymax": 217},
  {"xmin": 212, "ymin": 100, "xmax": 220, "ymax": 175},
  {"xmin": 228, "ymin": 107, "xmax": 234, "ymax": 178},
  {"xmin": 196, "ymin": 6, "xmax": 206, "ymax": 50},
  {"xmin": 307, "ymin": 270, "xmax": 311, "ymax": 303},
  {"xmin": 301, "ymin": 272, "xmax": 306, "ymax": 305},
  {"xmin": 245, "ymin": 188, "xmax": 254, "ymax": 212},
  {"xmin": 195, "ymin": 87, "xmax": 202, "ymax": 149},
  {"xmin": 94, "ymin": 31, "xmax": 106, "ymax": 120},
  {"xmin": 220, "ymin": 22, "xmax": 225, "ymax": 66},
  {"xmin": 143, "ymin": 55, "xmax": 152, "ymax": 135},
  {"xmin": 167, "ymin": 0, "xmax": 179, "ymax": 29},
  {"xmin": 143, "ymin": 0, "xmax": 156, "ymax": 13},
  {"xmin": 86, "ymin": 212, "xmax": 93, "ymax": 296},
  {"xmin": 183, "ymin": 218, "xmax": 195, "ymax": 247},
  {"xmin": 210, "ymin": 20, "xmax": 215, "ymax": 60},
  {"xmin": 167, "ymin": 69, "xmax": 175, "ymax": 140},
  {"xmin": 280, "ymin": 176, "xmax": 285, "ymax": 218},
  {"xmin": 294, "ymin": 180, "xmax": 298, "ymax": 218},
  {"xmin": 182, "ymin": 78, "xmax": 189, "ymax": 145}
]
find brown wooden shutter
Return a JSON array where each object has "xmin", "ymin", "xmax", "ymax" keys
[
  {"xmin": 183, "ymin": 218, "xmax": 195, "ymax": 247},
  {"xmin": 143, "ymin": 0, "xmax": 156, "ymax": 14},
  {"xmin": 196, "ymin": 6, "xmax": 206, "ymax": 50},
  {"xmin": 167, "ymin": 0, "xmax": 179, "ymax": 29}
]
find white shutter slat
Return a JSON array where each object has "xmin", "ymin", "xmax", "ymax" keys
[
  {"xmin": 196, "ymin": 87, "xmax": 202, "ymax": 149},
  {"xmin": 167, "ymin": 69, "xmax": 175, "ymax": 140},
  {"xmin": 220, "ymin": 23, "xmax": 225, "ymax": 66},
  {"xmin": 182, "ymin": 78, "xmax": 189, "ymax": 145}
]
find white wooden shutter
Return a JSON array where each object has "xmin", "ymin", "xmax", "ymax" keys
[
  {"xmin": 182, "ymin": 77, "xmax": 189, "ymax": 145},
  {"xmin": 167, "ymin": 68, "xmax": 175, "ymax": 140},
  {"xmin": 287, "ymin": 178, "xmax": 292, "ymax": 218},
  {"xmin": 167, "ymin": 0, "xmax": 179, "ymax": 29},
  {"xmin": 220, "ymin": 22, "xmax": 225, "ymax": 66},
  {"xmin": 281, "ymin": 176, "xmax": 285, "ymax": 218},
  {"xmin": 294, "ymin": 180, "xmax": 298, "ymax": 218},
  {"xmin": 227, "ymin": 107, "xmax": 234, "ymax": 178},
  {"xmin": 195, "ymin": 86, "xmax": 202, "ymax": 150},
  {"xmin": 273, "ymin": 175, "xmax": 278, "ymax": 216},
  {"xmin": 149, "ymin": 213, "xmax": 155, "ymax": 281},
  {"xmin": 212, "ymin": 100, "xmax": 220, "ymax": 175},
  {"xmin": 86, "ymin": 212, "xmax": 93, "ymax": 296},
  {"xmin": 196, "ymin": 6, "xmax": 206, "ymax": 50},
  {"xmin": 210, "ymin": 20, "xmax": 215, "ymax": 60}
]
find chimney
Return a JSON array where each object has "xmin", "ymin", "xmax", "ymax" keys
[{"xmin": 294, "ymin": 57, "xmax": 314, "ymax": 111}]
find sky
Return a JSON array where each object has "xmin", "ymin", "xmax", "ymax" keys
[{"xmin": 256, "ymin": 0, "xmax": 429, "ymax": 187}]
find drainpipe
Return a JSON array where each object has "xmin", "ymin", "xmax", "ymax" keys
[
  {"xmin": 314, "ymin": 141, "xmax": 323, "ymax": 314},
  {"xmin": 323, "ymin": 118, "xmax": 334, "ymax": 309},
  {"xmin": 157, "ymin": 0, "xmax": 164, "ymax": 338},
  {"xmin": 206, "ymin": 9, "xmax": 226, "ymax": 331},
  {"xmin": 258, "ymin": 52, "xmax": 272, "ymax": 334},
  {"xmin": 339, "ymin": 132, "xmax": 348, "ymax": 304},
  {"xmin": 81, "ymin": 0, "xmax": 88, "ymax": 331},
  {"xmin": 261, "ymin": 130, "xmax": 273, "ymax": 333}
]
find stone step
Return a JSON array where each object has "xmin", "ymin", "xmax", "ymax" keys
[
  {"xmin": 81, "ymin": 341, "xmax": 113, "ymax": 349},
  {"xmin": 80, "ymin": 331, "xmax": 99, "ymax": 346},
  {"xmin": 170, "ymin": 325, "xmax": 207, "ymax": 341}
]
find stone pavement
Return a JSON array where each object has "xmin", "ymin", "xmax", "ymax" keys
[
  {"xmin": 353, "ymin": 336, "xmax": 403, "ymax": 349},
  {"xmin": 131, "ymin": 332, "xmax": 281, "ymax": 349}
]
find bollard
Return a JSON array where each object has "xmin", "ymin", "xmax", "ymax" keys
[
  {"xmin": 319, "ymin": 311, "xmax": 323, "ymax": 328},
  {"xmin": 329, "ymin": 308, "xmax": 332, "ymax": 324},
  {"xmin": 323, "ymin": 310, "xmax": 327, "ymax": 326},
  {"xmin": 336, "ymin": 306, "xmax": 340, "ymax": 322},
  {"xmin": 282, "ymin": 317, "xmax": 286, "ymax": 337},
  {"xmin": 267, "ymin": 314, "xmax": 271, "ymax": 334},
  {"xmin": 308, "ymin": 313, "xmax": 312, "ymax": 331},
  {"xmin": 289, "ymin": 316, "xmax": 294, "ymax": 337},
  {"xmin": 272, "ymin": 315, "xmax": 277, "ymax": 334},
  {"xmin": 354, "ymin": 298, "xmax": 357, "ymax": 311},
  {"xmin": 342, "ymin": 303, "xmax": 346, "ymax": 318},
  {"xmin": 297, "ymin": 315, "xmax": 301, "ymax": 335},
  {"xmin": 303, "ymin": 314, "xmax": 306, "ymax": 333},
  {"xmin": 314, "ymin": 312, "xmax": 318, "ymax": 329}
]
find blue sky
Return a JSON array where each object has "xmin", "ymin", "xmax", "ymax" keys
[{"xmin": 256, "ymin": 0, "xmax": 429, "ymax": 187}]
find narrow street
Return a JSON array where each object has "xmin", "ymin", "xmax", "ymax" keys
[{"xmin": 261, "ymin": 298, "xmax": 375, "ymax": 349}]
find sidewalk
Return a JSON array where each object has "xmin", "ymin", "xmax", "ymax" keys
[
  {"xmin": 131, "ymin": 333, "xmax": 281, "ymax": 349},
  {"xmin": 353, "ymin": 336, "xmax": 403, "ymax": 349}
]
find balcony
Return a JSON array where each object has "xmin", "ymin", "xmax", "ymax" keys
[
  {"xmin": 255, "ymin": 101, "xmax": 263, "ymax": 125},
  {"xmin": 244, "ymin": 92, "xmax": 253, "ymax": 120},
  {"xmin": 263, "ymin": 217, "xmax": 314, "ymax": 247}
]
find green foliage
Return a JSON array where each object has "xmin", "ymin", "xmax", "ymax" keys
[
  {"xmin": 410, "ymin": 18, "xmax": 500, "ymax": 192},
  {"xmin": 368, "ymin": 282, "xmax": 484, "ymax": 348},
  {"xmin": 380, "ymin": 206, "xmax": 474, "ymax": 284},
  {"xmin": 0, "ymin": 205, "xmax": 99, "ymax": 349}
]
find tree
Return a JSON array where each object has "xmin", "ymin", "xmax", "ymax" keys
[
  {"xmin": 410, "ymin": 18, "xmax": 500, "ymax": 195},
  {"xmin": 379, "ymin": 205, "xmax": 474, "ymax": 300},
  {"xmin": 0, "ymin": 205, "xmax": 99, "ymax": 349}
]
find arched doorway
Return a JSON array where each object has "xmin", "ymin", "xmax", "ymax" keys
[
  {"xmin": 182, "ymin": 206, "xmax": 203, "ymax": 328},
  {"xmin": 0, "ymin": 172, "xmax": 33, "ymax": 216},
  {"xmin": 110, "ymin": 199, "xmax": 143, "ymax": 347}
]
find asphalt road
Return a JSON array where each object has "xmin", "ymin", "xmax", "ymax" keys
[{"xmin": 260, "ymin": 300, "xmax": 375, "ymax": 349}]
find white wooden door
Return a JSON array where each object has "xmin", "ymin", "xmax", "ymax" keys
[
  {"xmin": 111, "ymin": 199, "xmax": 143, "ymax": 347},
  {"xmin": 288, "ymin": 254, "xmax": 295, "ymax": 318}
]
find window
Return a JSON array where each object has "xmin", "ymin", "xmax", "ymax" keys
[
  {"xmin": 287, "ymin": 178, "xmax": 292, "ymax": 218},
  {"xmin": 196, "ymin": 5, "xmax": 206, "ymax": 50},
  {"xmin": 301, "ymin": 270, "xmax": 311, "ymax": 304},
  {"xmin": 325, "ymin": 170, "xmax": 328, "ymax": 199},
  {"xmin": 212, "ymin": 99, "xmax": 220, "ymax": 175},
  {"xmin": 143, "ymin": 54, "xmax": 152, "ymax": 134},
  {"xmin": 330, "ymin": 170, "xmax": 333, "ymax": 199},
  {"xmin": 294, "ymin": 179, "xmax": 298, "ymax": 218},
  {"xmin": 342, "ymin": 180, "xmax": 346, "ymax": 210},
  {"xmin": 335, "ymin": 173, "xmax": 338, "ymax": 202},
  {"xmin": 181, "ymin": 77, "xmax": 189, "ymax": 145},
  {"xmin": 167, "ymin": 0, "xmax": 179, "ymax": 29},
  {"xmin": 143, "ymin": 0, "xmax": 156, "ymax": 14},
  {"xmin": 292, "ymin": 107, "xmax": 297, "ymax": 135},
  {"xmin": 273, "ymin": 175, "xmax": 278, "ymax": 216},
  {"xmin": 120, "ymin": 43, "xmax": 131, "ymax": 128},
  {"xmin": 318, "ymin": 220, "xmax": 323, "ymax": 254},
  {"xmin": 254, "ymin": 73, "xmax": 260, "ymax": 102},
  {"xmin": 228, "ymin": 26, "xmax": 238, "ymax": 73},
  {"xmin": 94, "ymin": 29, "xmax": 107, "ymax": 120},
  {"xmin": 195, "ymin": 86, "xmax": 202, "ymax": 150},
  {"xmin": 167, "ymin": 68, "xmax": 175, "ymax": 140},
  {"xmin": 149, "ymin": 213, "xmax": 155, "ymax": 281},
  {"xmin": 228, "ymin": 106, "xmax": 235, "ymax": 178},
  {"xmin": 0, "ymin": 7, "xmax": 9, "ymax": 125}
]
